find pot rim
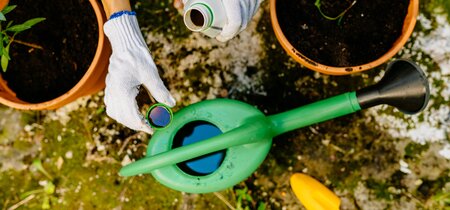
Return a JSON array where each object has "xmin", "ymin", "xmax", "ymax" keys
[
  {"xmin": 0, "ymin": 0, "xmax": 110, "ymax": 110},
  {"xmin": 270, "ymin": 0, "xmax": 419, "ymax": 75},
  {"xmin": 0, "ymin": 0, "xmax": 9, "ymax": 11}
]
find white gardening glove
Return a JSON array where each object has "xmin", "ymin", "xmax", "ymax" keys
[
  {"xmin": 180, "ymin": 0, "xmax": 261, "ymax": 42},
  {"xmin": 215, "ymin": 0, "xmax": 261, "ymax": 42},
  {"xmin": 103, "ymin": 12, "xmax": 176, "ymax": 134}
]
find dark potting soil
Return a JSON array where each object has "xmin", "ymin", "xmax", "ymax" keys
[
  {"xmin": 276, "ymin": 0, "xmax": 409, "ymax": 67},
  {"xmin": 0, "ymin": 0, "xmax": 98, "ymax": 103}
]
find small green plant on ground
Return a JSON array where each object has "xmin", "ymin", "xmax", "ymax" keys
[
  {"xmin": 428, "ymin": 191, "xmax": 450, "ymax": 209},
  {"xmin": 0, "ymin": 4, "xmax": 45, "ymax": 72},
  {"xmin": 235, "ymin": 186, "xmax": 266, "ymax": 210},
  {"xmin": 314, "ymin": 0, "xmax": 357, "ymax": 24},
  {"xmin": 8, "ymin": 159, "xmax": 57, "ymax": 210}
]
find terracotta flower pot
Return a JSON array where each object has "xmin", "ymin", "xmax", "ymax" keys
[
  {"xmin": 0, "ymin": 0, "xmax": 111, "ymax": 110},
  {"xmin": 270, "ymin": 0, "xmax": 419, "ymax": 75}
]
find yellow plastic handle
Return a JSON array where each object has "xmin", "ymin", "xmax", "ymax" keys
[{"xmin": 290, "ymin": 173, "xmax": 340, "ymax": 210}]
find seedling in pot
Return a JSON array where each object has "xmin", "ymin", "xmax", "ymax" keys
[
  {"xmin": 314, "ymin": 0, "xmax": 357, "ymax": 24},
  {"xmin": 0, "ymin": 4, "xmax": 45, "ymax": 72}
]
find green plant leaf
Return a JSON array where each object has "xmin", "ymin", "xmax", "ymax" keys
[
  {"xmin": 6, "ymin": 18, "xmax": 45, "ymax": 33},
  {"xmin": 42, "ymin": 196, "xmax": 50, "ymax": 209},
  {"xmin": 244, "ymin": 194, "xmax": 253, "ymax": 202},
  {"xmin": 1, "ymin": 54, "xmax": 8, "ymax": 72},
  {"xmin": 0, "ymin": 33, "xmax": 3, "ymax": 54},
  {"xmin": 0, "ymin": 12, "xmax": 5, "ymax": 21},
  {"xmin": 257, "ymin": 202, "xmax": 266, "ymax": 210},
  {"xmin": 315, "ymin": 0, "xmax": 357, "ymax": 22},
  {"xmin": 314, "ymin": 0, "xmax": 321, "ymax": 8},
  {"xmin": 6, "ymin": 20, "xmax": 13, "ymax": 28},
  {"xmin": 2, "ymin": 45, "xmax": 10, "ymax": 60},
  {"xmin": 96, "ymin": 106, "xmax": 105, "ymax": 114},
  {"xmin": 32, "ymin": 159, "xmax": 53, "ymax": 180},
  {"xmin": 2, "ymin": 33, "xmax": 8, "ymax": 42},
  {"xmin": 22, "ymin": 17, "xmax": 46, "ymax": 28},
  {"xmin": 6, "ymin": 24, "xmax": 30, "ymax": 32},
  {"xmin": 1, "ymin": 5, "xmax": 17, "ymax": 15},
  {"xmin": 44, "ymin": 182, "xmax": 55, "ymax": 195},
  {"xmin": 19, "ymin": 189, "xmax": 44, "ymax": 199}
]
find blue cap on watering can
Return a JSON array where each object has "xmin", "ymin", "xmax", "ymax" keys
[{"xmin": 146, "ymin": 103, "xmax": 173, "ymax": 129}]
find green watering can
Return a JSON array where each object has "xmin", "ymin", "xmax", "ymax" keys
[{"xmin": 121, "ymin": 59, "xmax": 430, "ymax": 193}]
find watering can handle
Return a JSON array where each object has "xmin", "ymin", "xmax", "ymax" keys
[
  {"xmin": 268, "ymin": 92, "xmax": 361, "ymax": 136},
  {"xmin": 120, "ymin": 92, "xmax": 360, "ymax": 176},
  {"xmin": 120, "ymin": 119, "xmax": 271, "ymax": 176}
]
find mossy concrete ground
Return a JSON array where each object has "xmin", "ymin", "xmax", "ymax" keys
[{"xmin": 1, "ymin": 0, "xmax": 450, "ymax": 209}]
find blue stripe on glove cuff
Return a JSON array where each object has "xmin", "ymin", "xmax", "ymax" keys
[{"xmin": 110, "ymin": 10, "xmax": 136, "ymax": 19}]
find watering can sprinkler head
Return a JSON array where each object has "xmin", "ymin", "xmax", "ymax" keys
[
  {"xmin": 356, "ymin": 59, "xmax": 430, "ymax": 114},
  {"xmin": 120, "ymin": 59, "xmax": 430, "ymax": 194}
]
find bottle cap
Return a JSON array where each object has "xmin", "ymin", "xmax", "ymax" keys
[{"xmin": 146, "ymin": 103, "xmax": 173, "ymax": 129}]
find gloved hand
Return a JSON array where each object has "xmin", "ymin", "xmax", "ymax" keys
[
  {"xmin": 215, "ymin": 0, "xmax": 261, "ymax": 42},
  {"xmin": 180, "ymin": 0, "xmax": 262, "ymax": 42},
  {"xmin": 103, "ymin": 12, "xmax": 176, "ymax": 134}
]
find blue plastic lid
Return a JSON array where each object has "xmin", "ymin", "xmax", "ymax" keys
[{"xmin": 147, "ymin": 104, "xmax": 172, "ymax": 128}]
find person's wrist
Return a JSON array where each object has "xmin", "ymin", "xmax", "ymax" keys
[
  {"xmin": 110, "ymin": 10, "xmax": 136, "ymax": 19},
  {"xmin": 102, "ymin": 0, "xmax": 132, "ymax": 18},
  {"xmin": 103, "ymin": 13, "xmax": 147, "ymax": 51}
]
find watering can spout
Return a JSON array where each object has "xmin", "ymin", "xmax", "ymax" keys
[
  {"xmin": 356, "ymin": 59, "xmax": 430, "ymax": 114},
  {"xmin": 267, "ymin": 59, "xmax": 430, "ymax": 136}
]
